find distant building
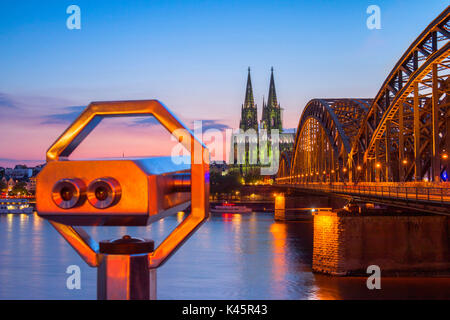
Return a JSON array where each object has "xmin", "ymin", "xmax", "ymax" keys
[
  {"xmin": 32, "ymin": 164, "xmax": 45, "ymax": 176},
  {"xmin": 0, "ymin": 164, "xmax": 43, "ymax": 195},
  {"xmin": 210, "ymin": 161, "xmax": 229, "ymax": 176},
  {"xmin": 7, "ymin": 177, "xmax": 16, "ymax": 192},
  {"xmin": 230, "ymin": 67, "xmax": 294, "ymax": 175},
  {"xmin": 27, "ymin": 176, "xmax": 36, "ymax": 193},
  {"xmin": 5, "ymin": 165, "xmax": 33, "ymax": 180}
]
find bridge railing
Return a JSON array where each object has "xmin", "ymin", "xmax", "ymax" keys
[{"xmin": 276, "ymin": 179, "xmax": 450, "ymax": 205}]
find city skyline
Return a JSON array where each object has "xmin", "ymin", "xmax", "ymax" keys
[
  {"xmin": 0, "ymin": 1, "xmax": 449, "ymax": 303},
  {"xmin": 0, "ymin": 1, "xmax": 447, "ymax": 166}
]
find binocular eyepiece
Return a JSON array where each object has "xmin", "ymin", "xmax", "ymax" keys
[
  {"xmin": 52, "ymin": 178, "xmax": 86, "ymax": 209},
  {"xmin": 52, "ymin": 177, "xmax": 121, "ymax": 210},
  {"xmin": 87, "ymin": 178, "xmax": 122, "ymax": 209},
  {"xmin": 38, "ymin": 157, "xmax": 192, "ymax": 226}
]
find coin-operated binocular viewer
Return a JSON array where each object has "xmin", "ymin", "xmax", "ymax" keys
[{"xmin": 36, "ymin": 100, "xmax": 209, "ymax": 300}]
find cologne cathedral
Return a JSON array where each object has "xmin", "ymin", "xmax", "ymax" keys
[{"xmin": 231, "ymin": 67, "xmax": 294, "ymax": 174}]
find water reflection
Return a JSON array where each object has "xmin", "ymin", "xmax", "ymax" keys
[
  {"xmin": 0, "ymin": 212, "xmax": 448, "ymax": 299},
  {"xmin": 269, "ymin": 223, "xmax": 288, "ymax": 297},
  {"xmin": 176, "ymin": 211, "xmax": 185, "ymax": 223}
]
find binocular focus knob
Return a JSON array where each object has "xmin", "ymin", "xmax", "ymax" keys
[
  {"xmin": 87, "ymin": 177, "xmax": 122, "ymax": 209},
  {"xmin": 99, "ymin": 235, "xmax": 155, "ymax": 254}
]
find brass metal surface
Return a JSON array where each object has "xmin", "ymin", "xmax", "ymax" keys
[{"xmin": 37, "ymin": 99, "xmax": 209, "ymax": 273}]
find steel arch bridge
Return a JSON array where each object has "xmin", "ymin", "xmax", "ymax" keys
[{"xmin": 276, "ymin": 6, "xmax": 450, "ymax": 214}]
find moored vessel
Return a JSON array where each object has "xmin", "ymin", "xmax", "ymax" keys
[
  {"xmin": 210, "ymin": 202, "xmax": 252, "ymax": 214},
  {"xmin": 0, "ymin": 199, "xmax": 34, "ymax": 214}
]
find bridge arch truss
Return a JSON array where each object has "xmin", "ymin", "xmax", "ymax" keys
[
  {"xmin": 278, "ymin": 6, "xmax": 450, "ymax": 185},
  {"xmin": 286, "ymin": 99, "xmax": 371, "ymax": 184}
]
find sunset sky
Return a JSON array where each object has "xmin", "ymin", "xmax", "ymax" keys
[{"xmin": 0, "ymin": 0, "xmax": 446, "ymax": 167}]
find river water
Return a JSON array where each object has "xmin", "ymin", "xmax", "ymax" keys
[{"xmin": 0, "ymin": 212, "xmax": 449, "ymax": 300}]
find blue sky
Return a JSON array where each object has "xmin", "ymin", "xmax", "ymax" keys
[{"xmin": 0, "ymin": 0, "xmax": 448, "ymax": 164}]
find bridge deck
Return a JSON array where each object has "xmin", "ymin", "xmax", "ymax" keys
[{"xmin": 278, "ymin": 183, "xmax": 450, "ymax": 215}]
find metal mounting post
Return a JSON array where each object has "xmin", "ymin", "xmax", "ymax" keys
[{"xmin": 97, "ymin": 235, "xmax": 156, "ymax": 300}]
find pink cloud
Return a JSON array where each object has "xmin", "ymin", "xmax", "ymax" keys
[{"xmin": 0, "ymin": 93, "xmax": 236, "ymax": 166}]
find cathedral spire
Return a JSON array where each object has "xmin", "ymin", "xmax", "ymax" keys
[
  {"xmin": 267, "ymin": 67, "xmax": 278, "ymax": 108},
  {"xmin": 239, "ymin": 67, "xmax": 258, "ymax": 131},
  {"xmin": 261, "ymin": 67, "xmax": 282, "ymax": 131},
  {"xmin": 244, "ymin": 67, "xmax": 255, "ymax": 109}
]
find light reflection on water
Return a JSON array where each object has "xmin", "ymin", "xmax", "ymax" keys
[{"xmin": 0, "ymin": 212, "xmax": 449, "ymax": 300}]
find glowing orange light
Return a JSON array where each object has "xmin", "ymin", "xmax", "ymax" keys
[
  {"xmin": 376, "ymin": 162, "xmax": 381, "ymax": 169},
  {"xmin": 443, "ymin": 153, "xmax": 449, "ymax": 160},
  {"xmin": 357, "ymin": 166, "xmax": 362, "ymax": 171},
  {"xmin": 343, "ymin": 168, "xmax": 347, "ymax": 173},
  {"xmin": 402, "ymin": 159, "xmax": 408, "ymax": 165}
]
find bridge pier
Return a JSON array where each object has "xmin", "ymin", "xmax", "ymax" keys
[
  {"xmin": 274, "ymin": 193, "xmax": 347, "ymax": 221},
  {"xmin": 312, "ymin": 210, "xmax": 450, "ymax": 276}
]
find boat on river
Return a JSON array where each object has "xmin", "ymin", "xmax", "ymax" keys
[
  {"xmin": 210, "ymin": 202, "xmax": 252, "ymax": 214},
  {"xmin": 0, "ymin": 199, "xmax": 34, "ymax": 214}
]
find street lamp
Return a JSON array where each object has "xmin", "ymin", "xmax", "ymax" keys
[
  {"xmin": 402, "ymin": 159, "xmax": 408, "ymax": 165},
  {"xmin": 442, "ymin": 153, "xmax": 449, "ymax": 160},
  {"xmin": 357, "ymin": 165, "xmax": 362, "ymax": 171},
  {"xmin": 376, "ymin": 162, "xmax": 381, "ymax": 169}
]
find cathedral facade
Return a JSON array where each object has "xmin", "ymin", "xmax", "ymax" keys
[{"xmin": 230, "ymin": 67, "xmax": 294, "ymax": 176}]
